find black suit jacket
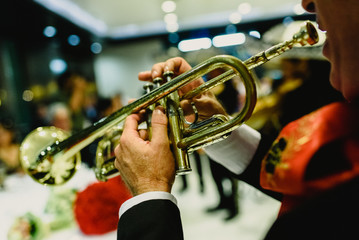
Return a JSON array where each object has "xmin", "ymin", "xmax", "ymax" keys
[{"xmin": 117, "ymin": 199, "xmax": 183, "ymax": 240}]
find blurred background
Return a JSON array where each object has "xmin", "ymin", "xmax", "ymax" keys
[
  {"xmin": 0, "ymin": 0, "xmax": 344, "ymax": 239},
  {"xmin": 0, "ymin": 0, "xmax": 315, "ymax": 134}
]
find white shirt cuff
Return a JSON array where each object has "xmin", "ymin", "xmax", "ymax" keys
[
  {"xmin": 204, "ymin": 124, "xmax": 261, "ymax": 175},
  {"xmin": 119, "ymin": 191, "xmax": 177, "ymax": 219}
]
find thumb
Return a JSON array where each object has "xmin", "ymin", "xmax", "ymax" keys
[{"xmin": 150, "ymin": 106, "xmax": 169, "ymax": 145}]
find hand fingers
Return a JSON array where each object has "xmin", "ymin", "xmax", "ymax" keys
[
  {"xmin": 138, "ymin": 128, "xmax": 148, "ymax": 140},
  {"xmin": 164, "ymin": 57, "xmax": 192, "ymax": 75},
  {"xmin": 149, "ymin": 106, "xmax": 169, "ymax": 147},
  {"xmin": 121, "ymin": 113, "xmax": 142, "ymax": 139},
  {"xmin": 138, "ymin": 62, "xmax": 166, "ymax": 81},
  {"xmin": 138, "ymin": 57, "xmax": 193, "ymax": 82},
  {"xmin": 138, "ymin": 70, "xmax": 153, "ymax": 82},
  {"xmin": 128, "ymin": 98, "xmax": 137, "ymax": 104}
]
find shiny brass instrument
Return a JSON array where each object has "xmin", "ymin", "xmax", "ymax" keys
[{"xmin": 20, "ymin": 21, "xmax": 319, "ymax": 185}]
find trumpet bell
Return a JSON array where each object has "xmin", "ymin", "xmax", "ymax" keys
[{"xmin": 20, "ymin": 126, "xmax": 81, "ymax": 185}]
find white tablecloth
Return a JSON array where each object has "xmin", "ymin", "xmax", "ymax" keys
[{"xmin": 0, "ymin": 164, "xmax": 117, "ymax": 240}]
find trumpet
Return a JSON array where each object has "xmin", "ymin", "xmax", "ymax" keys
[{"xmin": 20, "ymin": 21, "xmax": 319, "ymax": 185}]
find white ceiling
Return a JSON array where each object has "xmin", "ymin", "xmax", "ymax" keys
[{"xmin": 34, "ymin": 0, "xmax": 304, "ymax": 39}]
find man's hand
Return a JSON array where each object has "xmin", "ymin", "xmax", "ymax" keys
[
  {"xmin": 114, "ymin": 107, "xmax": 175, "ymax": 196},
  {"xmin": 138, "ymin": 57, "xmax": 227, "ymax": 122}
]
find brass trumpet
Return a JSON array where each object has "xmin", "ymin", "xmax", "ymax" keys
[{"xmin": 20, "ymin": 21, "xmax": 319, "ymax": 185}]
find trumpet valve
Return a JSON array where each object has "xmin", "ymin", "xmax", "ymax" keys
[
  {"xmin": 163, "ymin": 70, "xmax": 174, "ymax": 82},
  {"xmin": 153, "ymin": 77, "xmax": 163, "ymax": 87},
  {"xmin": 143, "ymin": 82, "xmax": 154, "ymax": 93}
]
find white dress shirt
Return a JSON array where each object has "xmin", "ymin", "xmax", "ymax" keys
[{"xmin": 119, "ymin": 124, "xmax": 261, "ymax": 219}]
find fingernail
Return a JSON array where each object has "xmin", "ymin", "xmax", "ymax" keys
[
  {"xmin": 154, "ymin": 106, "xmax": 165, "ymax": 115},
  {"xmin": 152, "ymin": 70, "xmax": 159, "ymax": 78}
]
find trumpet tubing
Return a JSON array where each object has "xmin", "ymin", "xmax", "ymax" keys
[{"xmin": 20, "ymin": 21, "xmax": 319, "ymax": 185}]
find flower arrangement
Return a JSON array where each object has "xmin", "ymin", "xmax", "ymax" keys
[
  {"xmin": 7, "ymin": 212, "xmax": 48, "ymax": 240},
  {"xmin": 7, "ymin": 188, "xmax": 77, "ymax": 240},
  {"xmin": 74, "ymin": 176, "xmax": 132, "ymax": 235},
  {"xmin": 7, "ymin": 175, "xmax": 131, "ymax": 238}
]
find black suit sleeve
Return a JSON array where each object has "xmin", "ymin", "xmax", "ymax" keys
[{"xmin": 117, "ymin": 199, "xmax": 184, "ymax": 240}]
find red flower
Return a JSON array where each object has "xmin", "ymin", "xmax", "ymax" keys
[{"xmin": 74, "ymin": 176, "xmax": 132, "ymax": 235}]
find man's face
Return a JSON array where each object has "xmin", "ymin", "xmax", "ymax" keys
[{"xmin": 302, "ymin": 0, "xmax": 359, "ymax": 102}]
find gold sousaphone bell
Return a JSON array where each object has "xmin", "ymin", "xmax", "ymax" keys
[{"xmin": 20, "ymin": 21, "xmax": 319, "ymax": 185}]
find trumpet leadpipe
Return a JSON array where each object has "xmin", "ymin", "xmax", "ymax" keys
[{"xmin": 181, "ymin": 21, "xmax": 319, "ymax": 100}]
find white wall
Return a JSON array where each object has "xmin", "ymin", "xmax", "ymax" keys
[{"xmin": 94, "ymin": 39, "xmax": 164, "ymax": 103}]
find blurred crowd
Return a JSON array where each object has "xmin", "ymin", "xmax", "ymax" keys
[{"xmin": 0, "ymin": 70, "xmax": 124, "ymax": 176}]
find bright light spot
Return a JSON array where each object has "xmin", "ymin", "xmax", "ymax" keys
[
  {"xmin": 49, "ymin": 59, "xmax": 67, "ymax": 74},
  {"xmin": 164, "ymin": 13, "xmax": 178, "ymax": 24},
  {"xmin": 166, "ymin": 22, "xmax": 179, "ymax": 33},
  {"xmin": 22, "ymin": 90, "xmax": 34, "ymax": 102},
  {"xmin": 164, "ymin": 13, "xmax": 178, "ymax": 32},
  {"xmin": 229, "ymin": 12, "xmax": 242, "ymax": 24},
  {"xmin": 168, "ymin": 33, "xmax": 179, "ymax": 43},
  {"xmin": 68, "ymin": 34, "xmax": 80, "ymax": 46},
  {"xmin": 91, "ymin": 42, "xmax": 102, "ymax": 54},
  {"xmin": 283, "ymin": 16, "xmax": 294, "ymax": 26},
  {"xmin": 293, "ymin": 4, "xmax": 306, "ymax": 15},
  {"xmin": 249, "ymin": 30, "xmax": 261, "ymax": 39},
  {"xmin": 225, "ymin": 25, "xmax": 237, "ymax": 34},
  {"xmin": 162, "ymin": 1, "xmax": 176, "ymax": 13},
  {"xmin": 178, "ymin": 38, "xmax": 212, "ymax": 52},
  {"xmin": 213, "ymin": 33, "xmax": 246, "ymax": 48},
  {"xmin": 238, "ymin": 3, "xmax": 252, "ymax": 15},
  {"xmin": 43, "ymin": 26, "xmax": 57, "ymax": 37}
]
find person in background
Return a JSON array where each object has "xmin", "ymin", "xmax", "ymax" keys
[
  {"xmin": 0, "ymin": 118, "xmax": 22, "ymax": 174},
  {"xmin": 114, "ymin": 0, "xmax": 359, "ymax": 239},
  {"xmin": 247, "ymin": 58, "xmax": 344, "ymax": 152},
  {"xmin": 46, "ymin": 102, "xmax": 72, "ymax": 132},
  {"xmin": 205, "ymin": 73, "xmax": 240, "ymax": 221},
  {"xmin": 51, "ymin": 71, "xmax": 91, "ymax": 133}
]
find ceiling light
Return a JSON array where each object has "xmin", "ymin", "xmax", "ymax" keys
[
  {"xmin": 166, "ymin": 23, "xmax": 179, "ymax": 33},
  {"xmin": 162, "ymin": 1, "xmax": 176, "ymax": 13},
  {"xmin": 249, "ymin": 31, "xmax": 261, "ymax": 39},
  {"xmin": 229, "ymin": 12, "xmax": 242, "ymax": 24},
  {"xmin": 164, "ymin": 13, "xmax": 178, "ymax": 24},
  {"xmin": 293, "ymin": 4, "xmax": 306, "ymax": 15},
  {"xmin": 213, "ymin": 33, "xmax": 246, "ymax": 48},
  {"xmin": 238, "ymin": 3, "xmax": 252, "ymax": 15},
  {"xmin": 91, "ymin": 42, "xmax": 102, "ymax": 54},
  {"xmin": 49, "ymin": 59, "xmax": 67, "ymax": 74},
  {"xmin": 68, "ymin": 34, "xmax": 80, "ymax": 46},
  {"xmin": 43, "ymin": 26, "xmax": 57, "ymax": 37},
  {"xmin": 178, "ymin": 38, "xmax": 212, "ymax": 52}
]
